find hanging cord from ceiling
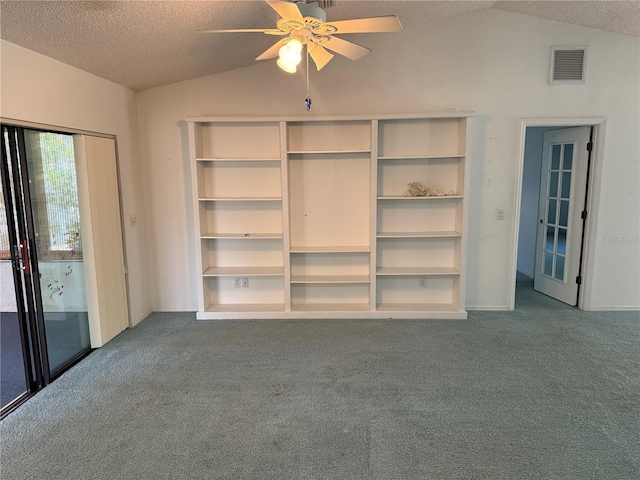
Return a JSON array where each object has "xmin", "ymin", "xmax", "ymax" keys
[{"xmin": 305, "ymin": 47, "xmax": 312, "ymax": 111}]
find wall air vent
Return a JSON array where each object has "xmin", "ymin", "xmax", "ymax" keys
[
  {"xmin": 550, "ymin": 46, "xmax": 587, "ymax": 84},
  {"xmin": 317, "ymin": 0, "xmax": 334, "ymax": 8}
]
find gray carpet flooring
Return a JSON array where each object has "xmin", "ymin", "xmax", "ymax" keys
[{"xmin": 1, "ymin": 284, "xmax": 638, "ymax": 479}]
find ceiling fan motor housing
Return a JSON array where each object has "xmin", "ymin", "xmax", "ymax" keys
[{"xmin": 296, "ymin": 3, "xmax": 327, "ymax": 23}]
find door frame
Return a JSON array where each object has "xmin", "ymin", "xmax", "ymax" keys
[{"xmin": 509, "ymin": 117, "xmax": 607, "ymax": 311}]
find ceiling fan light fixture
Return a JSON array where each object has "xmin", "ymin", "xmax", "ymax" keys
[
  {"xmin": 200, "ymin": 0, "xmax": 403, "ymax": 74},
  {"xmin": 277, "ymin": 38, "xmax": 303, "ymax": 73},
  {"xmin": 277, "ymin": 57, "xmax": 298, "ymax": 73}
]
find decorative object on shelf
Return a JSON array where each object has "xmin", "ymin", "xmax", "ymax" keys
[
  {"xmin": 403, "ymin": 182, "xmax": 427, "ymax": 197},
  {"xmin": 402, "ymin": 184, "xmax": 458, "ymax": 197},
  {"xmin": 425, "ymin": 189, "xmax": 457, "ymax": 197}
]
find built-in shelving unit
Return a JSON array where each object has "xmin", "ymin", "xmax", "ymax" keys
[{"xmin": 187, "ymin": 113, "xmax": 472, "ymax": 319}]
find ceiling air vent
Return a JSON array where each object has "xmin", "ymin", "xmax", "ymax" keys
[{"xmin": 550, "ymin": 46, "xmax": 587, "ymax": 84}]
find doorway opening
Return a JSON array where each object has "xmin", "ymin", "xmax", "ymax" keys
[{"xmin": 510, "ymin": 118, "xmax": 606, "ymax": 311}]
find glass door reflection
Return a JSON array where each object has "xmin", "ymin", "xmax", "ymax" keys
[{"xmin": 23, "ymin": 130, "xmax": 91, "ymax": 375}]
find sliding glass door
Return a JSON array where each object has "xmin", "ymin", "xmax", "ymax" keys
[
  {"xmin": 0, "ymin": 155, "xmax": 32, "ymax": 411},
  {"xmin": 1, "ymin": 125, "xmax": 92, "ymax": 416},
  {"xmin": 22, "ymin": 130, "xmax": 91, "ymax": 374}
]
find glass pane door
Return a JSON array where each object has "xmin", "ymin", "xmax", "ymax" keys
[
  {"xmin": 2, "ymin": 124, "xmax": 95, "ymax": 416},
  {"xmin": 542, "ymin": 143, "xmax": 573, "ymax": 282},
  {"xmin": 23, "ymin": 130, "xmax": 91, "ymax": 375},
  {"xmin": 534, "ymin": 126, "xmax": 590, "ymax": 306},
  {"xmin": 0, "ymin": 166, "xmax": 29, "ymax": 410}
]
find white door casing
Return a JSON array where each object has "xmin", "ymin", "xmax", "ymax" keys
[{"xmin": 534, "ymin": 127, "xmax": 590, "ymax": 306}]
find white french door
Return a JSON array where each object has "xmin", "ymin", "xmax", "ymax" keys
[{"xmin": 534, "ymin": 127, "xmax": 590, "ymax": 306}]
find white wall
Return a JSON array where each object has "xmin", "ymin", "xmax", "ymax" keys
[
  {"xmin": 1, "ymin": 40, "xmax": 152, "ymax": 324},
  {"xmin": 137, "ymin": 8, "xmax": 640, "ymax": 311},
  {"xmin": 517, "ymin": 128, "xmax": 544, "ymax": 278}
]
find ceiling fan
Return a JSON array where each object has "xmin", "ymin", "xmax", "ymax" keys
[{"xmin": 198, "ymin": 0, "xmax": 403, "ymax": 73}]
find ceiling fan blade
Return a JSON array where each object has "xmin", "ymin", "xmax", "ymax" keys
[
  {"xmin": 198, "ymin": 28, "xmax": 286, "ymax": 35},
  {"xmin": 323, "ymin": 36, "xmax": 371, "ymax": 60},
  {"xmin": 256, "ymin": 39, "xmax": 288, "ymax": 61},
  {"xmin": 265, "ymin": 0, "xmax": 303, "ymax": 22},
  {"xmin": 323, "ymin": 16, "xmax": 403, "ymax": 34},
  {"xmin": 308, "ymin": 44, "xmax": 334, "ymax": 71}
]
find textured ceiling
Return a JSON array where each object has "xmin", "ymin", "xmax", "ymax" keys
[
  {"xmin": 494, "ymin": 0, "xmax": 640, "ymax": 37},
  {"xmin": 1, "ymin": 1, "xmax": 638, "ymax": 92}
]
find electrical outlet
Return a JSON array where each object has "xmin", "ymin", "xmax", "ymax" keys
[
  {"xmin": 419, "ymin": 277, "xmax": 427, "ymax": 288},
  {"xmin": 234, "ymin": 277, "xmax": 241, "ymax": 289},
  {"xmin": 497, "ymin": 209, "xmax": 505, "ymax": 221},
  {"xmin": 242, "ymin": 277, "xmax": 250, "ymax": 288}
]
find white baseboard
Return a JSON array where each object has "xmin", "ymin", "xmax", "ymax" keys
[
  {"xmin": 130, "ymin": 309, "xmax": 152, "ymax": 327},
  {"xmin": 584, "ymin": 305, "xmax": 640, "ymax": 312},
  {"xmin": 151, "ymin": 306, "xmax": 198, "ymax": 312},
  {"xmin": 465, "ymin": 305, "xmax": 511, "ymax": 311},
  {"xmin": 517, "ymin": 268, "xmax": 534, "ymax": 279}
]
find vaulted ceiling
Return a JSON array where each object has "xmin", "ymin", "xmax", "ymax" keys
[{"xmin": 1, "ymin": 1, "xmax": 638, "ymax": 91}]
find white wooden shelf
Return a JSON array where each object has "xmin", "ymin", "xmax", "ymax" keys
[
  {"xmin": 377, "ymin": 231, "xmax": 461, "ymax": 238},
  {"xmin": 291, "ymin": 303, "xmax": 371, "ymax": 312},
  {"xmin": 188, "ymin": 114, "xmax": 472, "ymax": 319},
  {"xmin": 290, "ymin": 246, "xmax": 370, "ymax": 253},
  {"xmin": 288, "ymin": 149, "xmax": 372, "ymax": 155},
  {"xmin": 196, "ymin": 157, "xmax": 281, "ymax": 162},
  {"xmin": 205, "ymin": 303, "xmax": 285, "ymax": 313},
  {"xmin": 376, "ymin": 303, "xmax": 458, "ymax": 312},
  {"xmin": 376, "ymin": 267, "xmax": 460, "ymax": 276},
  {"xmin": 201, "ymin": 233, "xmax": 283, "ymax": 239},
  {"xmin": 290, "ymin": 275, "xmax": 370, "ymax": 284},
  {"xmin": 377, "ymin": 195, "xmax": 463, "ymax": 200},
  {"xmin": 199, "ymin": 197, "xmax": 282, "ymax": 202},
  {"xmin": 203, "ymin": 267, "xmax": 284, "ymax": 276},
  {"xmin": 378, "ymin": 154, "xmax": 465, "ymax": 160}
]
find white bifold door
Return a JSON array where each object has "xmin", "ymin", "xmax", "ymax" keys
[
  {"xmin": 74, "ymin": 135, "xmax": 128, "ymax": 347},
  {"xmin": 534, "ymin": 127, "xmax": 590, "ymax": 306}
]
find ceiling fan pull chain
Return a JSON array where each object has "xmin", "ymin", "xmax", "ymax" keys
[{"xmin": 305, "ymin": 46, "xmax": 312, "ymax": 111}]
